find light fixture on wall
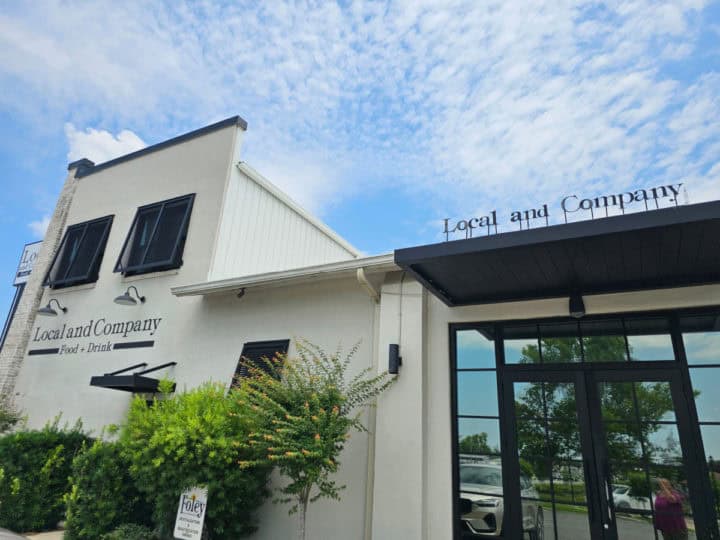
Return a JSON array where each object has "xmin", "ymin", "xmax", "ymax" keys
[
  {"xmin": 569, "ymin": 293, "xmax": 586, "ymax": 319},
  {"xmin": 114, "ymin": 285, "xmax": 146, "ymax": 306},
  {"xmin": 389, "ymin": 343, "xmax": 402, "ymax": 375},
  {"xmin": 37, "ymin": 299, "xmax": 67, "ymax": 317}
]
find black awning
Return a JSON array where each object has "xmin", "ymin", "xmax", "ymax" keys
[
  {"xmin": 394, "ymin": 201, "xmax": 720, "ymax": 307},
  {"xmin": 90, "ymin": 362, "xmax": 177, "ymax": 393}
]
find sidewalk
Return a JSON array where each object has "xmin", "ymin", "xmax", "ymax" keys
[{"xmin": 25, "ymin": 533, "xmax": 63, "ymax": 539}]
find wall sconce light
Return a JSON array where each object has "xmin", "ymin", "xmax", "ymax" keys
[
  {"xmin": 389, "ymin": 343, "xmax": 402, "ymax": 375},
  {"xmin": 114, "ymin": 286, "xmax": 146, "ymax": 306},
  {"xmin": 37, "ymin": 299, "xmax": 67, "ymax": 317},
  {"xmin": 569, "ymin": 293, "xmax": 586, "ymax": 319}
]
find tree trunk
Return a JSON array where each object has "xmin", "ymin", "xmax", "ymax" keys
[{"xmin": 298, "ymin": 491, "xmax": 309, "ymax": 540}]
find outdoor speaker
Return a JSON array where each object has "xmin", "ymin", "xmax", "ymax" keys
[{"xmin": 389, "ymin": 344, "xmax": 402, "ymax": 374}]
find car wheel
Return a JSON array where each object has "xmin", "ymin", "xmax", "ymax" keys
[{"xmin": 529, "ymin": 507, "xmax": 544, "ymax": 540}]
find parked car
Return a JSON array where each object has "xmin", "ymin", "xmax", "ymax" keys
[
  {"xmin": 459, "ymin": 462, "xmax": 544, "ymax": 539},
  {"xmin": 612, "ymin": 484, "xmax": 653, "ymax": 511}
]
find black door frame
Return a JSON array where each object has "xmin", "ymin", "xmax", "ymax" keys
[{"xmin": 450, "ymin": 309, "xmax": 720, "ymax": 540}]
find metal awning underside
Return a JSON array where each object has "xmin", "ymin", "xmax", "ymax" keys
[
  {"xmin": 394, "ymin": 201, "xmax": 720, "ymax": 307},
  {"xmin": 90, "ymin": 362, "xmax": 177, "ymax": 393}
]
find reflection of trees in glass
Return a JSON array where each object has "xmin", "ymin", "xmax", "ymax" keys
[
  {"xmin": 458, "ymin": 433, "xmax": 498, "ymax": 454},
  {"xmin": 514, "ymin": 336, "xmax": 678, "ymax": 477}
]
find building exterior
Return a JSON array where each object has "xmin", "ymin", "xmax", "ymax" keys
[{"xmin": 2, "ymin": 116, "xmax": 719, "ymax": 540}]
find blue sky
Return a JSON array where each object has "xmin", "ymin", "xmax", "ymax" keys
[{"xmin": 1, "ymin": 1, "xmax": 719, "ymax": 321}]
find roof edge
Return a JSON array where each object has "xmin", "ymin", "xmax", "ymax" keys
[
  {"xmin": 74, "ymin": 115, "xmax": 248, "ymax": 179},
  {"xmin": 237, "ymin": 161, "xmax": 361, "ymax": 257},
  {"xmin": 172, "ymin": 254, "xmax": 397, "ymax": 296}
]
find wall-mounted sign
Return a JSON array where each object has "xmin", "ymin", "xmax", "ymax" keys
[
  {"xmin": 27, "ymin": 316, "xmax": 162, "ymax": 356},
  {"xmin": 14, "ymin": 241, "xmax": 42, "ymax": 285},
  {"xmin": 443, "ymin": 183, "xmax": 684, "ymax": 241},
  {"xmin": 174, "ymin": 486, "xmax": 208, "ymax": 540}
]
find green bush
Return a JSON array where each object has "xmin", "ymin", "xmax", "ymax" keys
[
  {"xmin": 101, "ymin": 523, "xmax": 158, "ymax": 540},
  {"xmin": 119, "ymin": 383, "xmax": 270, "ymax": 539},
  {"xmin": 64, "ymin": 440, "xmax": 152, "ymax": 540},
  {"xmin": 0, "ymin": 419, "xmax": 91, "ymax": 531}
]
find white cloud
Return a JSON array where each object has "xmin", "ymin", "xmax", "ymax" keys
[
  {"xmin": 0, "ymin": 0, "xmax": 717, "ymax": 221},
  {"xmin": 64, "ymin": 124, "xmax": 146, "ymax": 164},
  {"xmin": 28, "ymin": 215, "xmax": 50, "ymax": 239}
]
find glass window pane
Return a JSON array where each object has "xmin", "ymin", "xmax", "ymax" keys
[
  {"xmin": 544, "ymin": 382, "xmax": 578, "ymax": 420},
  {"xmin": 504, "ymin": 325, "xmax": 539, "ymax": 364},
  {"xmin": 624, "ymin": 317, "xmax": 673, "ymax": 363},
  {"xmin": 539, "ymin": 322, "xmax": 581, "ymax": 363},
  {"xmin": 603, "ymin": 422, "xmax": 644, "ymax": 463},
  {"xmin": 684, "ymin": 327, "xmax": 720, "ymax": 366},
  {"xmin": 580, "ymin": 319, "xmax": 627, "ymax": 362},
  {"xmin": 53, "ymin": 227, "xmax": 84, "ymax": 280},
  {"xmin": 514, "ymin": 382, "xmax": 545, "ymax": 420},
  {"xmin": 66, "ymin": 221, "xmax": 106, "ymax": 279},
  {"xmin": 458, "ymin": 418, "xmax": 500, "ymax": 457},
  {"xmin": 645, "ymin": 423, "xmax": 683, "ymax": 465},
  {"xmin": 457, "ymin": 371, "xmax": 498, "ymax": 417},
  {"xmin": 145, "ymin": 200, "xmax": 188, "ymax": 264},
  {"xmin": 457, "ymin": 328, "xmax": 496, "ymax": 369},
  {"xmin": 700, "ymin": 426, "xmax": 720, "ymax": 523},
  {"xmin": 689, "ymin": 367, "xmax": 720, "ymax": 422},
  {"xmin": 635, "ymin": 382, "xmax": 676, "ymax": 422},
  {"xmin": 127, "ymin": 207, "xmax": 160, "ymax": 267}
]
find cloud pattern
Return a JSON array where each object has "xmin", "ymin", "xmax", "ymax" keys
[{"xmin": 0, "ymin": 0, "xmax": 717, "ymax": 225}]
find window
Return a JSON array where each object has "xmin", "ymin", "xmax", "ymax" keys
[
  {"xmin": 231, "ymin": 339, "xmax": 290, "ymax": 388},
  {"xmin": 44, "ymin": 215, "xmax": 113, "ymax": 289},
  {"xmin": 115, "ymin": 194, "xmax": 195, "ymax": 276}
]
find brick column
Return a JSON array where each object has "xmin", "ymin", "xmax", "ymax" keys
[{"xmin": 0, "ymin": 159, "xmax": 93, "ymax": 408}]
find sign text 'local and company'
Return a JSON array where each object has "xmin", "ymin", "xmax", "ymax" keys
[
  {"xmin": 443, "ymin": 183, "xmax": 684, "ymax": 241},
  {"xmin": 28, "ymin": 316, "xmax": 162, "ymax": 356}
]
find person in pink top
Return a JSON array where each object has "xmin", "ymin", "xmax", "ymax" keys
[{"xmin": 653, "ymin": 478, "xmax": 688, "ymax": 540}]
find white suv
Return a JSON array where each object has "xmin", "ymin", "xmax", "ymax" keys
[{"xmin": 459, "ymin": 462, "xmax": 544, "ymax": 539}]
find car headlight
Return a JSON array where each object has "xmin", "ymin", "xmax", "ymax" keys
[{"xmin": 473, "ymin": 498, "xmax": 501, "ymax": 508}]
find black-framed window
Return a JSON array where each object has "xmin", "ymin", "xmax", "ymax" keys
[
  {"xmin": 231, "ymin": 339, "xmax": 290, "ymax": 388},
  {"xmin": 44, "ymin": 215, "xmax": 113, "ymax": 289},
  {"xmin": 114, "ymin": 194, "xmax": 195, "ymax": 276}
]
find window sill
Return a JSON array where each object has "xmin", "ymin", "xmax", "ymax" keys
[
  {"xmin": 45, "ymin": 282, "xmax": 98, "ymax": 294},
  {"xmin": 121, "ymin": 269, "xmax": 180, "ymax": 283}
]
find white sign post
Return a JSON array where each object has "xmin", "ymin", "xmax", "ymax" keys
[{"xmin": 173, "ymin": 486, "xmax": 208, "ymax": 540}]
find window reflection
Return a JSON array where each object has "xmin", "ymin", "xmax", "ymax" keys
[
  {"xmin": 458, "ymin": 418, "xmax": 501, "ymax": 457},
  {"xmin": 581, "ymin": 319, "xmax": 627, "ymax": 362},
  {"xmin": 681, "ymin": 314, "xmax": 720, "ymax": 365},
  {"xmin": 504, "ymin": 325, "xmax": 539, "ymax": 364},
  {"xmin": 457, "ymin": 371, "xmax": 499, "ymax": 417},
  {"xmin": 689, "ymin": 368, "xmax": 720, "ymax": 422},
  {"xmin": 457, "ymin": 329, "xmax": 496, "ymax": 369},
  {"xmin": 539, "ymin": 322, "xmax": 581, "ymax": 363}
]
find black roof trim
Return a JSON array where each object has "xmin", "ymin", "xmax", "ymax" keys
[
  {"xmin": 395, "ymin": 201, "xmax": 720, "ymax": 264},
  {"xmin": 74, "ymin": 115, "xmax": 248, "ymax": 179}
]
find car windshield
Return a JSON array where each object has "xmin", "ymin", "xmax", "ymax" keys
[
  {"xmin": 459, "ymin": 465, "xmax": 503, "ymax": 487},
  {"xmin": 613, "ymin": 486, "xmax": 629, "ymax": 495}
]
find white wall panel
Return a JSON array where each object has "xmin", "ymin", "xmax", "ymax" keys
[{"xmin": 209, "ymin": 164, "xmax": 358, "ymax": 280}]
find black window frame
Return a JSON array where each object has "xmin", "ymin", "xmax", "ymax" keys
[
  {"xmin": 231, "ymin": 339, "xmax": 290, "ymax": 388},
  {"xmin": 114, "ymin": 193, "xmax": 195, "ymax": 276},
  {"xmin": 44, "ymin": 215, "xmax": 114, "ymax": 289}
]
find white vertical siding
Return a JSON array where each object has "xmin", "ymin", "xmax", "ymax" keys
[{"xmin": 209, "ymin": 163, "xmax": 358, "ymax": 280}]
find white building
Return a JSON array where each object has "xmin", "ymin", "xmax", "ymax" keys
[{"xmin": 2, "ymin": 116, "xmax": 720, "ymax": 539}]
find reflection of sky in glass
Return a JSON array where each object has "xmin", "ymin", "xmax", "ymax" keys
[
  {"xmin": 690, "ymin": 367, "xmax": 720, "ymax": 422},
  {"xmin": 646, "ymin": 424, "xmax": 682, "ymax": 463},
  {"xmin": 457, "ymin": 371, "xmax": 498, "ymax": 416},
  {"xmin": 505, "ymin": 338, "xmax": 536, "ymax": 364},
  {"xmin": 628, "ymin": 334, "xmax": 675, "ymax": 361},
  {"xmin": 458, "ymin": 418, "xmax": 501, "ymax": 452},
  {"xmin": 700, "ymin": 425, "xmax": 720, "ymax": 462},
  {"xmin": 456, "ymin": 330, "xmax": 495, "ymax": 369},
  {"xmin": 684, "ymin": 332, "xmax": 720, "ymax": 365}
]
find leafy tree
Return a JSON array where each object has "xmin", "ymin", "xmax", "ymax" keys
[
  {"xmin": 515, "ymin": 336, "xmax": 677, "ymax": 478},
  {"xmin": 234, "ymin": 341, "xmax": 393, "ymax": 540},
  {"xmin": 458, "ymin": 433, "xmax": 492, "ymax": 455}
]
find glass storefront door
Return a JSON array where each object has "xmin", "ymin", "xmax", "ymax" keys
[{"xmin": 453, "ymin": 312, "xmax": 720, "ymax": 540}]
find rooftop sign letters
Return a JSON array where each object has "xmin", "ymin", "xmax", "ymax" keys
[{"xmin": 443, "ymin": 183, "xmax": 684, "ymax": 241}]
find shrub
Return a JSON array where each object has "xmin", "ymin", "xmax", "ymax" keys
[
  {"xmin": 119, "ymin": 383, "xmax": 270, "ymax": 539},
  {"xmin": 0, "ymin": 400, "xmax": 22, "ymax": 434},
  {"xmin": 234, "ymin": 341, "xmax": 393, "ymax": 540},
  {"xmin": 101, "ymin": 523, "xmax": 158, "ymax": 540},
  {"xmin": 0, "ymin": 419, "xmax": 91, "ymax": 531},
  {"xmin": 64, "ymin": 440, "xmax": 152, "ymax": 540}
]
